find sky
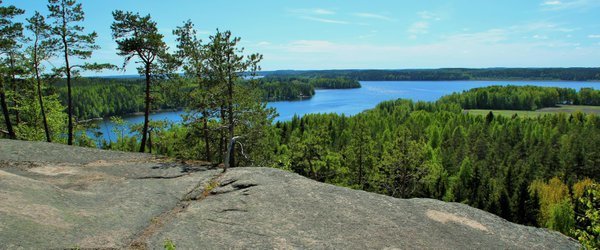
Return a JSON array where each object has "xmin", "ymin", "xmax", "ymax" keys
[{"xmin": 5, "ymin": 0, "xmax": 600, "ymax": 76}]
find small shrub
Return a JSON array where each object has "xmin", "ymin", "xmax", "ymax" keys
[
  {"xmin": 202, "ymin": 180, "xmax": 220, "ymax": 197},
  {"xmin": 164, "ymin": 238, "xmax": 176, "ymax": 250}
]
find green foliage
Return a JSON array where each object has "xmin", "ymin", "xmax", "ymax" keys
[
  {"xmin": 0, "ymin": 0, "xmax": 25, "ymax": 139},
  {"xmin": 439, "ymin": 85, "xmax": 600, "ymax": 110},
  {"xmin": 547, "ymin": 199, "xmax": 575, "ymax": 236},
  {"xmin": 575, "ymin": 184, "xmax": 600, "ymax": 249},
  {"xmin": 163, "ymin": 239, "xmax": 176, "ymax": 250},
  {"xmin": 13, "ymin": 89, "xmax": 67, "ymax": 142}
]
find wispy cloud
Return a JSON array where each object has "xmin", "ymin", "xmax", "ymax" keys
[
  {"xmin": 289, "ymin": 8, "xmax": 348, "ymax": 24},
  {"xmin": 353, "ymin": 13, "xmax": 395, "ymax": 22},
  {"xmin": 540, "ymin": 0, "xmax": 600, "ymax": 10},
  {"xmin": 417, "ymin": 11, "xmax": 442, "ymax": 21},
  {"xmin": 313, "ymin": 8, "xmax": 335, "ymax": 15},
  {"xmin": 257, "ymin": 41, "xmax": 272, "ymax": 46},
  {"xmin": 542, "ymin": 0, "xmax": 562, "ymax": 6},
  {"xmin": 300, "ymin": 16, "xmax": 348, "ymax": 24},
  {"xmin": 408, "ymin": 11, "xmax": 444, "ymax": 39},
  {"xmin": 289, "ymin": 8, "xmax": 336, "ymax": 15},
  {"xmin": 589, "ymin": 34, "xmax": 600, "ymax": 38},
  {"xmin": 408, "ymin": 21, "xmax": 429, "ymax": 38}
]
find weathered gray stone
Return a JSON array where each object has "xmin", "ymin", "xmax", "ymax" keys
[{"xmin": 0, "ymin": 139, "xmax": 580, "ymax": 249}]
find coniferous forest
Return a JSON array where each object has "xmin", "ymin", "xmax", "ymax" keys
[{"xmin": 0, "ymin": 1, "xmax": 599, "ymax": 248}]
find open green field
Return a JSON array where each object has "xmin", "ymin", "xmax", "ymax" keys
[{"xmin": 466, "ymin": 105, "xmax": 600, "ymax": 118}]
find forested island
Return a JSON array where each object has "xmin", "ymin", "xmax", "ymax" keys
[{"xmin": 0, "ymin": 0, "xmax": 599, "ymax": 248}]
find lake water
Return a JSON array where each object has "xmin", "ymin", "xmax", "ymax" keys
[{"xmin": 91, "ymin": 81, "xmax": 600, "ymax": 143}]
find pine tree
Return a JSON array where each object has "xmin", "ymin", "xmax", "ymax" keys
[
  {"xmin": 26, "ymin": 12, "xmax": 54, "ymax": 142},
  {"xmin": 0, "ymin": 1, "xmax": 24, "ymax": 139},
  {"xmin": 203, "ymin": 30, "xmax": 263, "ymax": 169},
  {"xmin": 174, "ymin": 20, "xmax": 214, "ymax": 162},
  {"xmin": 47, "ymin": 0, "xmax": 112, "ymax": 145},
  {"xmin": 111, "ymin": 10, "xmax": 167, "ymax": 152}
]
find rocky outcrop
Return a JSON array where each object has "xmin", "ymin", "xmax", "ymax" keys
[{"xmin": 0, "ymin": 139, "xmax": 579, "ymax": 249}]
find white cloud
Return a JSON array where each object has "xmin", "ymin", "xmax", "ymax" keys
[
  {"xmin": 300, "ymin": 16, "xmax": 348, "ymax": 24},
  {"xmin": 408, "ymin": 21, "xmax": 429, "ymax": 35},
  {"xmin": 353, "ymin": 13, "xmax": 395, "ymax": 22},
  {"xmin": 589, "ymin": 34, "xmax": 600, "ymax": 38}
]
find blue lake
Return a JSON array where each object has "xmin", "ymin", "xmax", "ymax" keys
[{"xmin": 92, "ymin": 81, "xmax": 600, "ymax": 143}]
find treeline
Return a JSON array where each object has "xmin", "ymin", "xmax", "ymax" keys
[
  {"xmin": 264, "ymin": 68, "xmax": 600, "ymax": 81},
  {"xmin": 438, "ymin": 85, "xmax": 600, "ymax": 110}
]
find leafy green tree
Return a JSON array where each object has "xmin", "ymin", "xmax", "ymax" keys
[
  {"xmin": 47, "ymin": 0, "xmax": 112, "ymax": 145},
  {"xmin": 547, "ymin": 199, "xmax": 575, "ymax": 236},
  {"xmin": 111, "ymin": 10, "xmax": 167, "ymax": 152},
  {"xmin": 574, "ymin": 183, "xmax": 600, "ymax": 249},
  {"xmin": 0, "ymin": 1, "xmax": 24, "ymax": 139}
]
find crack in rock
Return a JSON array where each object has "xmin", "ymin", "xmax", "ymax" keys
[
  {"xmin": 210, "ymin": 182, "xmax": 258, "ymax": 195},
  {"xmin": 218, "ymin": 208, "xmax": 249, "ymax": 213},
  {"xmin": 130, "ymin": 174, "xmax": 189, "ymax": 180}
]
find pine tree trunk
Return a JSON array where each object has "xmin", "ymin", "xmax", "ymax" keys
[
  {"xmin": 62, "ymin": 4, "xmax": 74, "ymax": 145},
  {"xmin": 66, "ymin": 60, "xmax": 73, "ymax": 145},
  {"xmin": 0, "ymin": 78, "xmax": 15, "ymax": 139},
  {"xmin": 9, "ymin": 55, "xmax": 19, "ymax": 125},
  {"xmin": 139, "ymin": 63, "xmax": 151, "ymax": 153},
  {"xmin": 36, "ymin": 71, "xmax": 51, "ymax": 143},
  {"xmin": 34, "ymin": 40, "xmax": 51, "ymax": 142},
  {"xmin": 219, "ymin": 105, "xmax": 225, "ymax": 162},
  {"xmin": 227, "ymin": 70, "xmax": 235, "ymax": 168},
  {"xmin": 202, "ymin": 112, "xmax": 211, "ymax": 162}
]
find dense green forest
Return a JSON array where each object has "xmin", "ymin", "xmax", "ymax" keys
[
  {"xmin": 263, "ymin": 68, "xmax": 600, "ymax": 81},
  {"xmin": 438, "ymin": 85, "xmax": 600, "ymax": 110}
]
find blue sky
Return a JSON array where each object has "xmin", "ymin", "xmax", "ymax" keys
[{"xmin": 6, "ymin": 0, "xmax": 600, "ymax": 76}]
